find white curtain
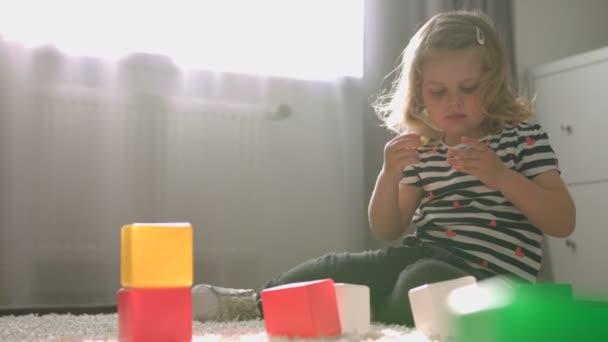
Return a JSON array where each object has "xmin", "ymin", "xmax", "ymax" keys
[{"xmin": 0, "ymin": 41, "xmax": 366, "ymax": 309}]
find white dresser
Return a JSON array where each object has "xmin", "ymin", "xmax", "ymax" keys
[{"xmin": 528, "ymin": 46, "xmax": 608, "ymax": 299}]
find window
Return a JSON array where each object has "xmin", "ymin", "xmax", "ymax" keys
[{"xmin": 0, "ymin": 0, "xmax": 363, "ymax": 80}]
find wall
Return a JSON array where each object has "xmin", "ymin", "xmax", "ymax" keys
[
  {"xmin": 513, "ymin": 0, "xmax": 608, "ymax": 281},
  {"xmin": 513, "ymin": 0, "xmax": 608, "ymax": 91}
]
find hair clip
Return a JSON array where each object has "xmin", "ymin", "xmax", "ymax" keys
[{"xmin": 476, "ymin": 26, "xmax": 485, "ymax": 45}]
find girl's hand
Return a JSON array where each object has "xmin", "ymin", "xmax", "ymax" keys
[
  {"xmin": 446, "ymin": 136, "xmax": 510, "ymax": 190},
  {"xmin": 381, "ymin": 133, "xmax": 424, "ymax": 182}
]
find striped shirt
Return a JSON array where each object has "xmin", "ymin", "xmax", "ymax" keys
[{"xmin": 401, "ymin": 123, "xmax": 559, "ymax": 282}]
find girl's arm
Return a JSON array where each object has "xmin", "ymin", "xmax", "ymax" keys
[
  {"xmin": 369, "ymin": 132, "xmax": 425, "ymax": 240},
  {"xmin": 368, "ymin": 171, "xmax": 423, "ymax": 241},
  {"xmin": 496, "ymin": 169, "xmax": 575, "ymax": 238},
  {"xmin": 447, "ymin": 136, "xmax": 575, "ymax": 238}
]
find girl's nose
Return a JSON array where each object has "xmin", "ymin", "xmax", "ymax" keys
[{"xmin": 448, "ymin": 93, "xmax": 463, "ymax": 108}]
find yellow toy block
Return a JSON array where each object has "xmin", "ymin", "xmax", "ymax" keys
[{"xmin": 121, "ymin": 222, "xmax": 193, "ymax": 288}]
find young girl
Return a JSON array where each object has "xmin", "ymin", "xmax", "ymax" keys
[{"xmin": 192, "ymin": 10, "xmax": 575, "ymax": 326}]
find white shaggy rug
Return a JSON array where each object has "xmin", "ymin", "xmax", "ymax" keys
[{"xmin": 0, "ymin": 314, "xmax": 432, "ymax": 342}]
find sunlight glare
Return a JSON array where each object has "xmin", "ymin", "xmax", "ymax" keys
[
  {"xmin": 0, "ymin": 0, "xmax": 363, "ymax": 80},
  {"xmin": 447, "ymin": 283, "xmax": 514, "ymax": 315}
]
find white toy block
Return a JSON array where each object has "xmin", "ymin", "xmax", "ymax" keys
[
  {"xmin": 408, "ymin": 276, "xmax": 477, "ymax": 341},
  {"xmin": 334, "ymin": 283, "xmax": 370, "ymax": 334}
]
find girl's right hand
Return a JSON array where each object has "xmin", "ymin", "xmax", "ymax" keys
[{"xmin": 381, "ymin": 133, "xmax": 424, "ymax": 182}]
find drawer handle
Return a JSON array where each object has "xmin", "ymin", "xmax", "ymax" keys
[
  {"xmin": 560, "ymin": 123, "xmax": 573, "ymax": 134},
  {"xmin": 565, "ymin": 239, "xmax": 577, "ymax": 252}
]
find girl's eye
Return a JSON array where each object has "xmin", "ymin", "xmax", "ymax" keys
[
  {"xmin": 430, "ymin": 89, "xmax": 446, "ymax": 97},
  {"xmin": 461, "ymin": 85, "xmax": 478, "ymax": 93}
]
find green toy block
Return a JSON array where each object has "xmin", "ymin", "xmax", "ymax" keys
[{"xmin": 451, "ymin": 282, "xmax": 608, "ymax": 342}]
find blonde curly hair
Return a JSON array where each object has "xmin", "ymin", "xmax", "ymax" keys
[{"xmin": 373, "ymin": 10, "xmax": 531, "ymax": 143}]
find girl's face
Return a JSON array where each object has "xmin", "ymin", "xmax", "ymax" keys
[{"xmin": 421, "ymin": 48, "xmax": 486, "ymax": 145}]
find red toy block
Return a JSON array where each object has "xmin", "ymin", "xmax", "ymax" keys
[
  {"xmin": 261, "ymin": 279, "xmax": 341, "ymax": 338},
  {"xmin": 118, "ymin": 287, "xmax": 192, "ymax": 342}
]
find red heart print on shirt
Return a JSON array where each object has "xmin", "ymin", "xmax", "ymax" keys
[
  {"xmin": 488, "ymin": 220, "xmax": 497, "ymax": 227},
  {"xmin": 428, "ymin": 192, "xmax": 435, "ymax": 200},
  {"xmin": 481, "ymin": 260, "xmax": 489, "ymax": 268},
  {"xmin": 526, "ymin": 136, "xmax": 536, "ymax": 146},
  {"xmin": 446, "ymin": 228, "xmax": 457, "ymax": 237},
  {"xmin": 452, "ymin": 201, "xmax": 461, "ymax": 209},
  {"xmin": 428, "ymin": 149, "xmax": 438, "ymax": 155},
  {"xmin": 515, "ymin": 246, "xmax": 525, "ymax": 258}
]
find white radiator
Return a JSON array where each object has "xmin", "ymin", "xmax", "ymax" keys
[{"xmin": 0, "ymin": 67, "xmax": 365, "ymax": 310}]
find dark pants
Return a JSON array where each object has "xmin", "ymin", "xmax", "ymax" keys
[{"xmin": 257, "ymin": 236, "xmax": 483, "ymax": 326}]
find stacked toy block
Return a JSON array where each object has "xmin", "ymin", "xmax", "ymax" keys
[
  {"xmin": 118, "ymin": 223, "xmax": 193, "ymax": 342},
  {"xmin": 260, "ymin": 279, "xmax": 370, "ymax": 338}
]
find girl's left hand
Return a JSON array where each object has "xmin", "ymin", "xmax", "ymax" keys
[{"xmin": 446, "ymin": 136, "xmax": 510, "ymax": 190}]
